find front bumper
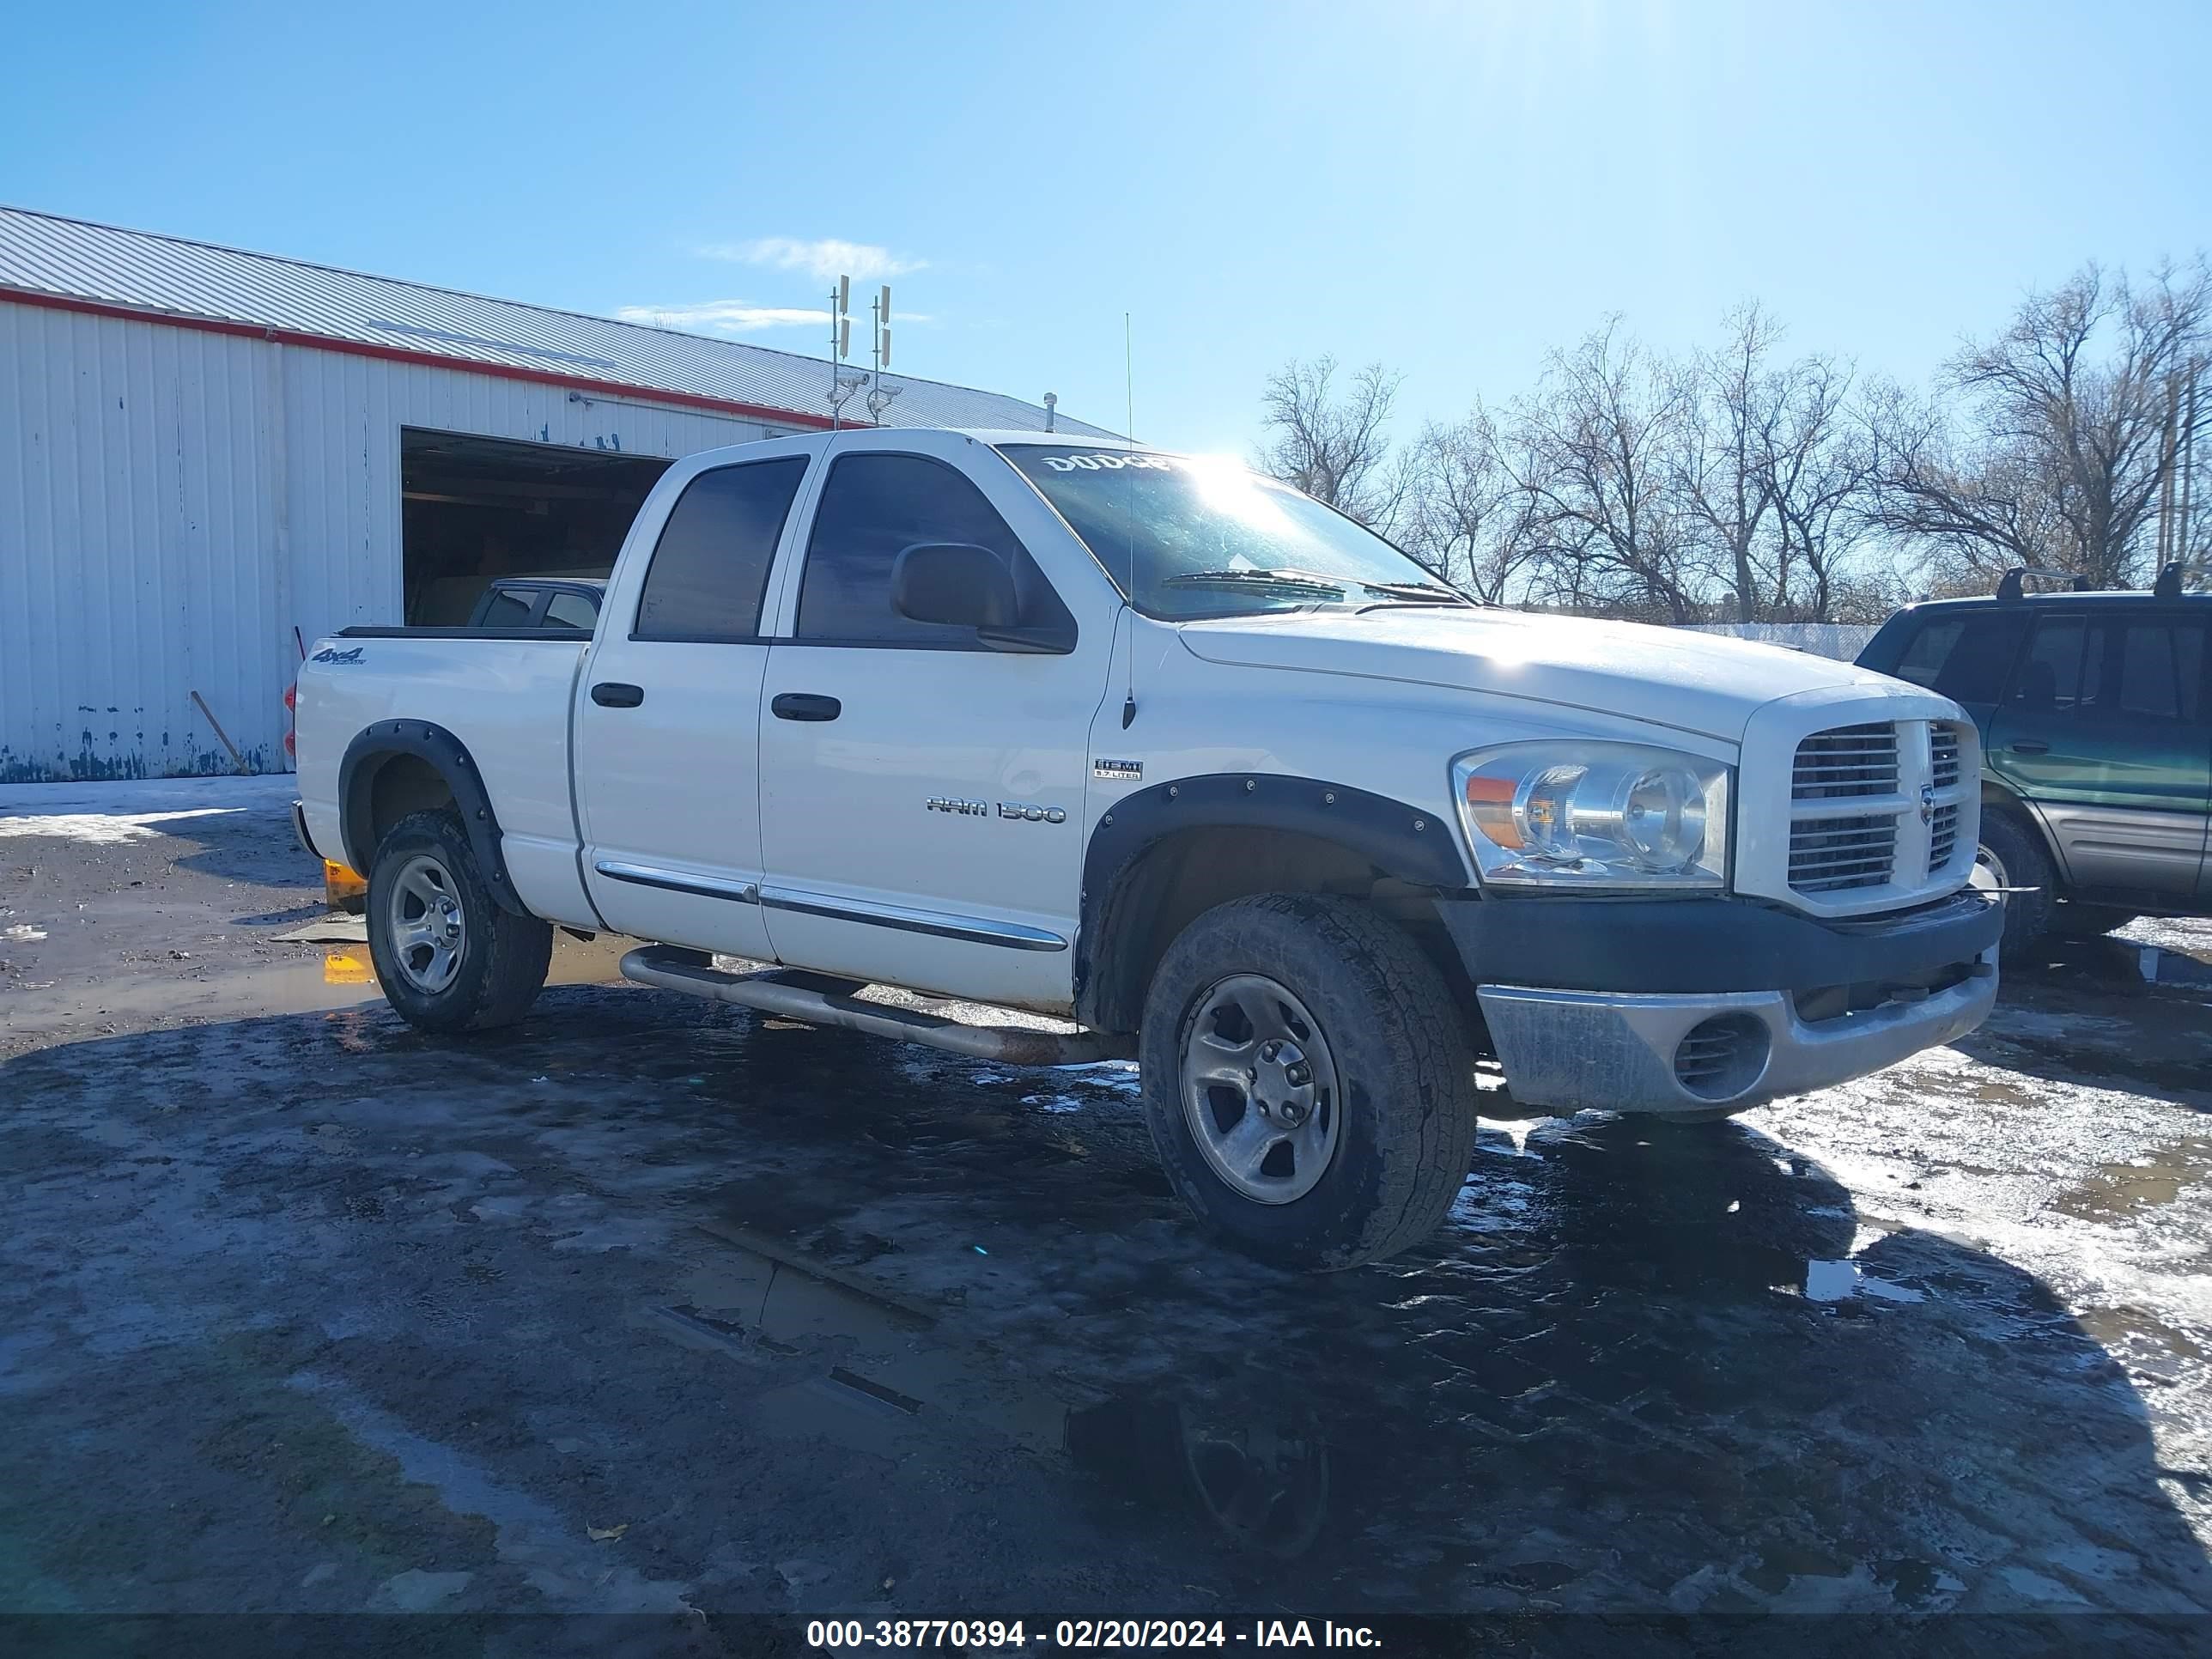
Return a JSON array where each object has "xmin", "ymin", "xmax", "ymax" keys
[{"xmin": 1443, "ymin": 890, "xmax": 2002, "ymax": 1115}]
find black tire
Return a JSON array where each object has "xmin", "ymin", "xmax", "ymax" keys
[
  {"xmin": 366, "ymin": 809, "xmax": 552, "ymax": 1034},
  {"xmin": 1978, "ymin": 808, "xmax": 2057, "ymax": 960},
  {"xmin": 1138, "ymin": 893, "xmax": 1480, "ymax": 1271},
  {"xmin": 2050, "ymin": 903, "xmax": 2140, "ymax": 939}
]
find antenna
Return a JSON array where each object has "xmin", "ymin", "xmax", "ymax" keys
[
  {"xmin": 865, "ymin": 283, "xmax": 902, "ymax": 424},
  {"xmin": 828, "ymin": 276, "xmax": 854, "ymax": 429},
  {"xmin": 1121, "ymin": 312, "xmax": 1137, "ymax": 730}
]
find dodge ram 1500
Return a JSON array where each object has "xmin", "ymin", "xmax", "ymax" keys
[{"xmin": 295, "ymin": 428, "xmax": 2002, "ymax": 1267}]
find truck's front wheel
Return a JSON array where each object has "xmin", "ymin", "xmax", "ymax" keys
[
  {"xmin": 1139, "ymin": 894, "xmax": 1480, "ymax": 1271},
  {"xmin": 366, "ymin": 809, "xmax": 553, "ymax": 1034}
]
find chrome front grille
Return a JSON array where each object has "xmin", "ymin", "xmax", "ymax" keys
[
  {"xmin": 1929, "ymin": 802, "xmax": 1960, "ymax": 874},
  {"xmin": 1778, "ymin": 718, "xmax": 1977, "ymax": 910},
  {"xmin": 1792, "ymin": 722, "xmax": 1899, "ymax": 800},
  {"xmin": 1790, "ymin": 813, "xmax": 1900, "ymax": 892},
  {"xmin": 1930, "ymin": 725, "xmax": 1962, "ymax": 791}
]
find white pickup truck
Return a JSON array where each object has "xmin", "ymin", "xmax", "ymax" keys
[{"xmin": 295, "ymin": 428, "xmax": 2002, "ymax": 1267}]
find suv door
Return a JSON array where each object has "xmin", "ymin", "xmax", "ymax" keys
[
  {"xmin": 1985, "ymin": 609, "xmax": 2210, "ymax": 897},
  {"xmin": 755, "ymin": 434, "xmax": 1116, "ymax": 1009},
  {"xmin": 573, "ymin": 448, "xmax": 816, "ymax": 956}
]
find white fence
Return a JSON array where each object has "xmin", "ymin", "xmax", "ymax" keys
[{"xmin": 1685, "ymin": 623, "xmax": 1880, "ymax": 662}]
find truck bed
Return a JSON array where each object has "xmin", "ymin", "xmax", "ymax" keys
[{"xmin": 294, "ymin": 632, "xmax": 596, "ymax": 927}]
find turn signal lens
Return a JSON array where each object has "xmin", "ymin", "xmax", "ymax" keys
[{"xmin": 1461, "ymin": 774, "xmax": 1523, "ymax": 848}]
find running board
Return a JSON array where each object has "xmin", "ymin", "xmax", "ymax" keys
[{"xmin": 619, "ymin": 945, "xmax": 1134, "ymax": 1066}]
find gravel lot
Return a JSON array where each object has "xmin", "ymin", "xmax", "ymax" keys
[{"xmin": 3, "ymin": 779, "xmax": 2209, "ymax": 1651}]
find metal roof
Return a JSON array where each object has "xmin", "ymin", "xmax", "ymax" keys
[{"xmin": 0, "ymin": 204, "xmax": 1111, "ymax": 436}]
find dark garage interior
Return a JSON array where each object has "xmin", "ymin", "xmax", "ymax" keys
[{"xmin": 400, "ymin": 427, "xmax": 672, "ymax": 624}]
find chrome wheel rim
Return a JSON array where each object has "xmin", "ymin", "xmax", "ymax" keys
[
  {"xmin": 1178, "ymin": 974, "xmax": 1340, "ymax": 1205},
  {"xmin": 1971, "ymin": 841, "xmax": 2008, "ymax": 906},
  {"xmin": 386, "ymin": 854, "xmax": 465, "ymax": 994}
]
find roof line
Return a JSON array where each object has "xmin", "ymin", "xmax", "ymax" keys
[
  {"xmin": 0, "ymin": 201, "xmax": 1072, "ymax": 416},
  {"xmin": 0, "ymin": 284, "xmax": 848, "ymax": 431}
]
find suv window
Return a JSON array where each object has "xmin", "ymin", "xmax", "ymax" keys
[
  {"xmin": 2011, "ymin": 614, "xmax": 2205, "ymax": 721},
  {"xmin": 633, "ymin": 458, "xmax": 809, "ymax": 642},
  {"xmin": 797, "ymin": 453, "xmax": 1054, "ymax": 645},
  {"xmin": 544, "ymin": 590, "xmax": 599, "ymax": 630},
  {"xmin": 2113, "ymin": 621, "xmax": 2204, "ymax": 721},
  {"xmin": 1892, "ymin": 611, "xmax": 2028, "ymax": 702},
  {"xmin": 478, "ymin": 587, "xmax": 533, "ymax": 629}
]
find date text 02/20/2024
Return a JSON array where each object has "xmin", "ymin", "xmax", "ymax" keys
[{"xmin": 805, "ymin": 1621, "xmax": 1382, "ymax": 1650}]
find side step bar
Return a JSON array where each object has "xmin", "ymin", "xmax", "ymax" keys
[{"xmin": 619, "ymin": 945, "xmax": 1135, "ymax": 1067}]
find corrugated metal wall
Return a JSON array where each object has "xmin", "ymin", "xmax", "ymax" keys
[{"xmin": 0, "ymin": 298, "xmax": 771, "ymax": 780}]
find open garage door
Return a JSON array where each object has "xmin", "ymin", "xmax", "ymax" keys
[{"xmin": 401, "ymin": 428, "xmax": 672, "ymax": 625}]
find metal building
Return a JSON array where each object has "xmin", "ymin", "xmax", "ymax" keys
[{"xmin": 0, "ymin": 206, "xmax": 1106, "ymax": 781}]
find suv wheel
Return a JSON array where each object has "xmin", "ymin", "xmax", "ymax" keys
[
  {"xmin": 366, "ymin": 810, "xmax": 553, "ymax": 1033},
  {"xmin": 1139, "ymin": 894, "xmax": 1480, "ymax": 1271},
  {"xmin": 1974, "ymin": 809, "xmax": 2056, "ymax": 959}
]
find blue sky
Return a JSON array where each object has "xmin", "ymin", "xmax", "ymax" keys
[{"xmin": 3, "ymin": 1, "xmax": 2205, "ymax": 453}]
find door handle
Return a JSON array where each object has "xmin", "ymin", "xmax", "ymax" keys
[
  {"xmin": 771, "ymin": 692, "xmax": 842, "ymax": 722},
  {"xmin": 591, "ymin": 681, "xmax": 644, "ymax": 708},
  {"xmin": 2009, "ymin": 739, "xmax": 2050, "ymax": 755}
]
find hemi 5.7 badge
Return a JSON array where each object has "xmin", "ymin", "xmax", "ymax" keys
[{"xmin": 1093, "ymin": 759, "xmax": 1143, "ymax": 781}]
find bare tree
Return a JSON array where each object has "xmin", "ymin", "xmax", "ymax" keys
[
  {"xmin": 1869, "ymin": 259, "xmax": 2212, "ymax": 587},
  {"xmin": 1680, "ymin": 303, "xmax": 1783, "ymax": 622},
  {"xmin": 1255, "ymin": 356, "xmax": 1413, "ymax": 532},
  {"xmin": 1504, "ymin": 321, "xmax": 1704, "ymax": 623},
  {"xmin": 1399, "ymin": 405, "xmax": 1542, "ymax": 601},
  {"xmin": 1759, "ymin": 350, "xmax": 1878, "ymax": 620}
]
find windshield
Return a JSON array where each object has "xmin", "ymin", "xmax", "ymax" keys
[{"xmin": 999, "ymin": 444, "xmax": 1463, "ymax": 619}]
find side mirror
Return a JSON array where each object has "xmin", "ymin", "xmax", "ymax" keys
[{"xmin": 891, "ymin": 542, "xmax": 1019, "ymax": 629}]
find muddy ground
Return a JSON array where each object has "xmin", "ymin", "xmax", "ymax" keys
[{"xmin": 3, "ymin": 779, "xmax": 2209, "ymax": 1652}]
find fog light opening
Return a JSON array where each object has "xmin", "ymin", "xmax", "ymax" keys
[{"xmin": 1672, "ymin": 1013, "xmax": 1771, "ymax": 1103}]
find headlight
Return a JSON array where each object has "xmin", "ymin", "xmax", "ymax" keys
[{"xmin": 1451, "ymin": 742, "xmax": 1731, "ymax": 891}]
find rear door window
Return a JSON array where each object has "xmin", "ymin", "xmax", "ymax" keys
[
  {"xmin": 633, "ymin": 458, "xmax": 810, "ymax": 642},
  {"xmin": 2103, "ymin": 620, "xmax": 2204, "ymax": 722},
  {"xmin": 1891, "ymin": 611, "xmax": 2027, "ymax": 702}
]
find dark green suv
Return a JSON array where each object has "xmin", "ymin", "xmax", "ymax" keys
[{"xmin": 1857, "ymin": 564, "xmax": 2210, "ymax": 955}]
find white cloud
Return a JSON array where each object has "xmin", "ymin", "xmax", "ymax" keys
[
  {"xmin": 699, "ymin": 236, "xmax": 925, "ymax": 284},
  {"xmin": 617, "ymin": 300, "xmax": 936, "ymax": 338},
  {"xmin": 617, "ymin": 301, "xmax": 828, "ymax": 334}
]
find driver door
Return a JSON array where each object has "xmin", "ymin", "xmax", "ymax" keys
[{"xmin": 755, "ymin": 435, "xmax": 1117, "ymax": 1009}]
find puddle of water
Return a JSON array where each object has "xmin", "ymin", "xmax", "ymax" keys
[
  {"xmin": 2020, "ymin": 934, "xmax": 2212, "ymax": 994},
  {"xmin": 1803, "ymin": 1259, "xmax": 1927, "ymax": 1304},
  {"xmin": 2054, "ymin": 1138, "xmax": 2212, "ymax": 1224}
]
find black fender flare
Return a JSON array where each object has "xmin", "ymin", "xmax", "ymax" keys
[
  {"xmin": 337, "ymin": 720, "xmax": 526, "ymax": 915},
  {"xmin": 1074, "ymin": 771, "xmax": 1474, "ymax": 1028}
]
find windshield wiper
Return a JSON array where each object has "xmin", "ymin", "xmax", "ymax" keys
[
  {"xmin": 1351, "ymin": 578, "xmax": 1472, "ymax": 607},
  {"xmin": 1161, "ymin": 568, "xmax": 1350, "ymax": 598}
]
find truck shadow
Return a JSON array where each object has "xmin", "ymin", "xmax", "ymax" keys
[
  {"xmin": 3, "ymin": 989, "xmax": 2207, "ymax": 1626},
  {"xmin": 1956, "ymin": 932, "xmax": 2212, "ymax": 1110}
]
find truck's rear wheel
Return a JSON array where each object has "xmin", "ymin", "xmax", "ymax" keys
[
  {"xmin": 366, "ymin": 809, "xmax": 552, "ymax": 1033},
  {"xmin": 1139, "ymin": 894, "xmax": 1480, "ymax": 1271}
]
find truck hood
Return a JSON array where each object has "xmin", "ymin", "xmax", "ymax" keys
[{"xmin": 1177, "ymin": 608, "xmax": 1904, "ymax": 741}]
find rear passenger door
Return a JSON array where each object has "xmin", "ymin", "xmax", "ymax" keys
[
  {"xmin": 1985, "ymin": 610, "xmax": 2210, "ymax": 896},
  {"xmin": 574, "ymin": 448, "xmax": 816, "ymax": 956}
]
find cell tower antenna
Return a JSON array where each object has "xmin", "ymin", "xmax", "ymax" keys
[
  {"xmin": 866, "ymin": 284, "xmax": 902, "ymax": 424},
  {"xmin": 827, "ymin": 275, "xmax": 860, "ymax": 429}
]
